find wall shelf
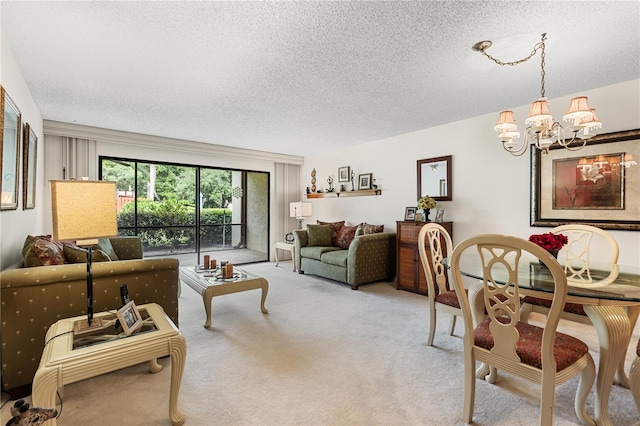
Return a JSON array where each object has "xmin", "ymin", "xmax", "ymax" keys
[{"xmin": 306, "ymin": 189, "xmax": 381, "ymax": 199}]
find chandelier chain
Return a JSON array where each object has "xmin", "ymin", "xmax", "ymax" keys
[
  {"xmin": 539, "ymin": 38, "xmax": 546, "ymax": 98},
  {"xmin": 479, "ymin": 36, "xmax": 546, "ymax": 67}
]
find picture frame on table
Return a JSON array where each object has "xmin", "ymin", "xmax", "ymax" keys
[
  {"xmin": 358, "ymin": 173, "xmax": 372, "ymax": 190},
  {"xmin": 434, "ymin": 208, "xmax": 445, "ymax": 223},
  {"xmin": 338, "ymin": 166, "xmax": 350, "ymax": 182},
  {"xmin": 404, "ymin": 207, "xmax": 416, "ymax": 221},
  {"xmin": 22, "ymin": 123, "xmax": 37, "ymax": 209},
  {"xmin": 531, "ymin": 129, "xmax": 640, "ymax": 230},
  {"xmin": 117, "ymin": 300, "xmax": 143, "ymax": 336}
]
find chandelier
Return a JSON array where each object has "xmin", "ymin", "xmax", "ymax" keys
[{"xmin": 473, "ymin": 33, "xmax": 602, "ymax": 156}]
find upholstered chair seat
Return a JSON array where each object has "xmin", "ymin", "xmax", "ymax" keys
[
  {"xmin": 522, "ymin": 297, "xmax": 587, "ymax": 317},
  {"xmin": 434, "ymin": 289, "xmax": 467, "ymax": 309},
  {"xmin": 474, "ymin": 317, "xmax": 590, "ymax": 371}
]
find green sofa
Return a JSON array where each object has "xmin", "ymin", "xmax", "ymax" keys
[
  {"xmin": 0, "ymin": 236, "xmax": 180, "ymax": 398},
  {"xmin": 293, "ymin": 227, "xmax": 396, "ymax": 290}
]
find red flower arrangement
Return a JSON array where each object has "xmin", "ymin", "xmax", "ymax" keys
[{"xmin": 528, "ymin": 232, "xmax": 568, "ymax": 251}]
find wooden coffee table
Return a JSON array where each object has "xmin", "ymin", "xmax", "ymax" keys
[
  {"xmin": 32, "ymin": 303, "xmax": 186, "ymax": 426},
  {"xmin": 180, "ymin": 265, "xmax": 269, "ymax": 328}
]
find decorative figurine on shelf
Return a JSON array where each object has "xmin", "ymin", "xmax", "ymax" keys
[
  {"xmin": 350, "ymin": 171, "xmax": 355, "ymax": 191},
  {"xmin": 340, "ymin": 184, "xmax": 346, "ymax": 192},
  {"xmin": 311, "ymin": 168, "xmax": 317, "ymax": 192},
  {"xmin": 372, "ymin": 178, "xmax": 378, "ymax": 190},
  {"xmin": 306, "ymin": 186, "xmax": 310, "ymax": 194},
  {"xmin": 326, "ymin": 176, "xmax": 335, "ymax": 192}
]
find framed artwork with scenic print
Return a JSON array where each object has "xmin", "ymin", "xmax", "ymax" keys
[
  {"xmin": 1, "ymin": 86, "xmax": 21, "ymax": 210},
  {"xmin": 22, "ymin": 123, "xmax": 37, "ymax": 209},
  {"xmin": 531, "ymin": 129, "xmax": 640, "ymax": 230}
]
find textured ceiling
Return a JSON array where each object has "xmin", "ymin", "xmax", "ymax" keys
[{"xmin": 1, "ymin": 1, "xmax": 639, "ymax": 157}]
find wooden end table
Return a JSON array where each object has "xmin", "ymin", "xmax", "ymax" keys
[
  {"xmin": 274, "ymin": 241, "xmax": 296, "ymax": 271},
  {"xmin": 32, "ymin": 303, "xmax": 186, "ymax": 426},
  {"xmin": 180, "ymin": 265, "xmax": 269, "ymax": 328}
]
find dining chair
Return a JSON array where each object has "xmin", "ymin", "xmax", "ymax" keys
[
  {"xmin": 521, "ymin": 224, "xmax": 620, "ymax": 326},
  {"xmin": 450, "ymin": 234, "xmax": 596, "ymax": 426},
  {"xmin": 631, "ymin": 337, "xmax": 640, "ymax": 413},
  {"xmin": 417, "ymin": 222, "xmax": 461, "ymax": 346}
]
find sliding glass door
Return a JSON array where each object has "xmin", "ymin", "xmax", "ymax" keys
[{"xmin": 100, "ymin": 157, "xmax": 269, "ymax": 265}]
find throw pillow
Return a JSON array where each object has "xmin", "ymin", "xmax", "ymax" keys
[
  {"xmin": 94, "ymin": 238, "xmax": 119, "ymax": 261},
  {"xmin": 317, "ymin": 220, "xmax": 345, "ymax": 246},
  {"xmin": 22, "ymin": 235, "xmax": 65, "ymax": 267},
  {"xmin": 307, "ymin": 224, "xmax": 333, "ymax": 247},
  {"xmin": 335, "ymin": 225, "xmax": 358, "ymax": 249},
  {"xmin": 363, "ymin": 223, "xmax": 384, "ymax": 235},
  {"xmin": 355, "ymin": 224, "xmax": 364, "ymax": 237},
  {"xmin": 63, "ymin": 244, "xmax": 112, "ymax": 263}
]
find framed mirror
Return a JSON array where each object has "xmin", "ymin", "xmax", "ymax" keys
[
  {"xmin": 417, "ymin": 155, "xmax": 452, "ymax": 201},
  {"xmin": 22, "ymin": 123, "xmax": 37, "ymax": 209},
  {"xmin": 1, "ymin": 86, "xmax": 22, "ymax": 210}
]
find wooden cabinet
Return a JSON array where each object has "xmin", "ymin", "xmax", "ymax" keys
[{"xmin": 396, "ymin": 221, "xmax": 453, "ymax": 295}]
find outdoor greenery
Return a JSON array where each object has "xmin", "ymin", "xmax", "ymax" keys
[
  {"xmin": 101, "ymin": 160, "xmax": 232, "ymax": 208},
  {"xmin": 102, "ymin": 159, "xmax": 235, "ymax": 251}
]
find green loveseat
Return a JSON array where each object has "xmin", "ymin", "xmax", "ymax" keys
[
  {"xmin": 293, "ymin": 227, "xmax": 396, "ymax": 290},
  {"xmin": 0, "ymin": 236, "xmax": 180, "ymax": 398}
]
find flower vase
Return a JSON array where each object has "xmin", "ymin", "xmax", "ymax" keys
[
  {"xmin": 538, "ymin": 249, "xmax": 559, "ymax": 267},
  {"xmin": 423, "ymin": 209, "xmax": 431, "ymax": 222}
]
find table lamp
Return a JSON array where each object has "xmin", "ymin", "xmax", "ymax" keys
[
  {"xmin": 50, "ymin": 180, "xmax": 118, "ymax": 335},
  {"xmin": 289, "ymin": 201, "xmax": 312, "ymax": 229}
]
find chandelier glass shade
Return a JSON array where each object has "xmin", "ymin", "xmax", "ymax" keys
[{"xmin": 476, "ymin": 33, "xmax": 602, "ymax": 156}]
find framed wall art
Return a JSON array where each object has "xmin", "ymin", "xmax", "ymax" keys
[
  {"xmin": 1, "ymin": 86, "xmax": 22, "ymax": 211},
  {"xmin": 358, "ymin": 173, "xmax": 372, "ymax": 190},
  {"xmin": 531, "ymin": 129, "xmax": 640, "ymax": 230},
  {"xmin": 338, "ymin": 166, "xmax": 350, "ymax": 182},
  {"xmin": 22, "ymin": 123, "xmax": 37, "ymax": 209}
]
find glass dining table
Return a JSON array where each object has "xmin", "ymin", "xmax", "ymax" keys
[{"xmin": 448, "ymin": 253, "xmax": 640, "ymax": 426}]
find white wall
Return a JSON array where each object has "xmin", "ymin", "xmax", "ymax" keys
[
  {"xmin": 300, "ymin": 79, "xmax": 640, "ymax": 269},
  {"xmin": 0, "ymin": 32, "xmax": 45, "ymax": 268}
]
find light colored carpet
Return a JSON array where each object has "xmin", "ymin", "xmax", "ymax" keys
[{"xmin": 2, "ymin": 261, "xmax": 638, "ymax": 425}]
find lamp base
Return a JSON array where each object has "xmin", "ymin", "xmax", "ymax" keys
[{"xmin": 73, "ymin": 317, "xmax": 105, "ymax": 337}]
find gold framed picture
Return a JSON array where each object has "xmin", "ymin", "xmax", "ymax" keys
[{"xmin": 531, "ymin": 129, "xmax": 640, "ymax": 230}]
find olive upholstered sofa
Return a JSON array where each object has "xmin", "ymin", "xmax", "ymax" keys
[
  {"xmin": 0, "ymin": 236, "xmax": 180, "ymax": 398},
  {"xmin": 293, "ymin": 223, "xmax": 396, "ymax": 290}
]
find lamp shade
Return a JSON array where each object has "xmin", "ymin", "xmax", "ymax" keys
[
  {"xmin": 526, "ymin": 98, "xmax": 553, "ymax": 126},
  {"xmin": 50, "ymin": 180, "xmax": 118, "ymax": 244},
  {"xmin": 563, "ymin": 96, "xmax": 592, "ymax": 121},
  {"xmin": 289, "ymin": 201, "xmax": 312, "ymax": 218},
  {"xmin": 494, "ymin": 110, "xmax": 518, "ymax": 132}
]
